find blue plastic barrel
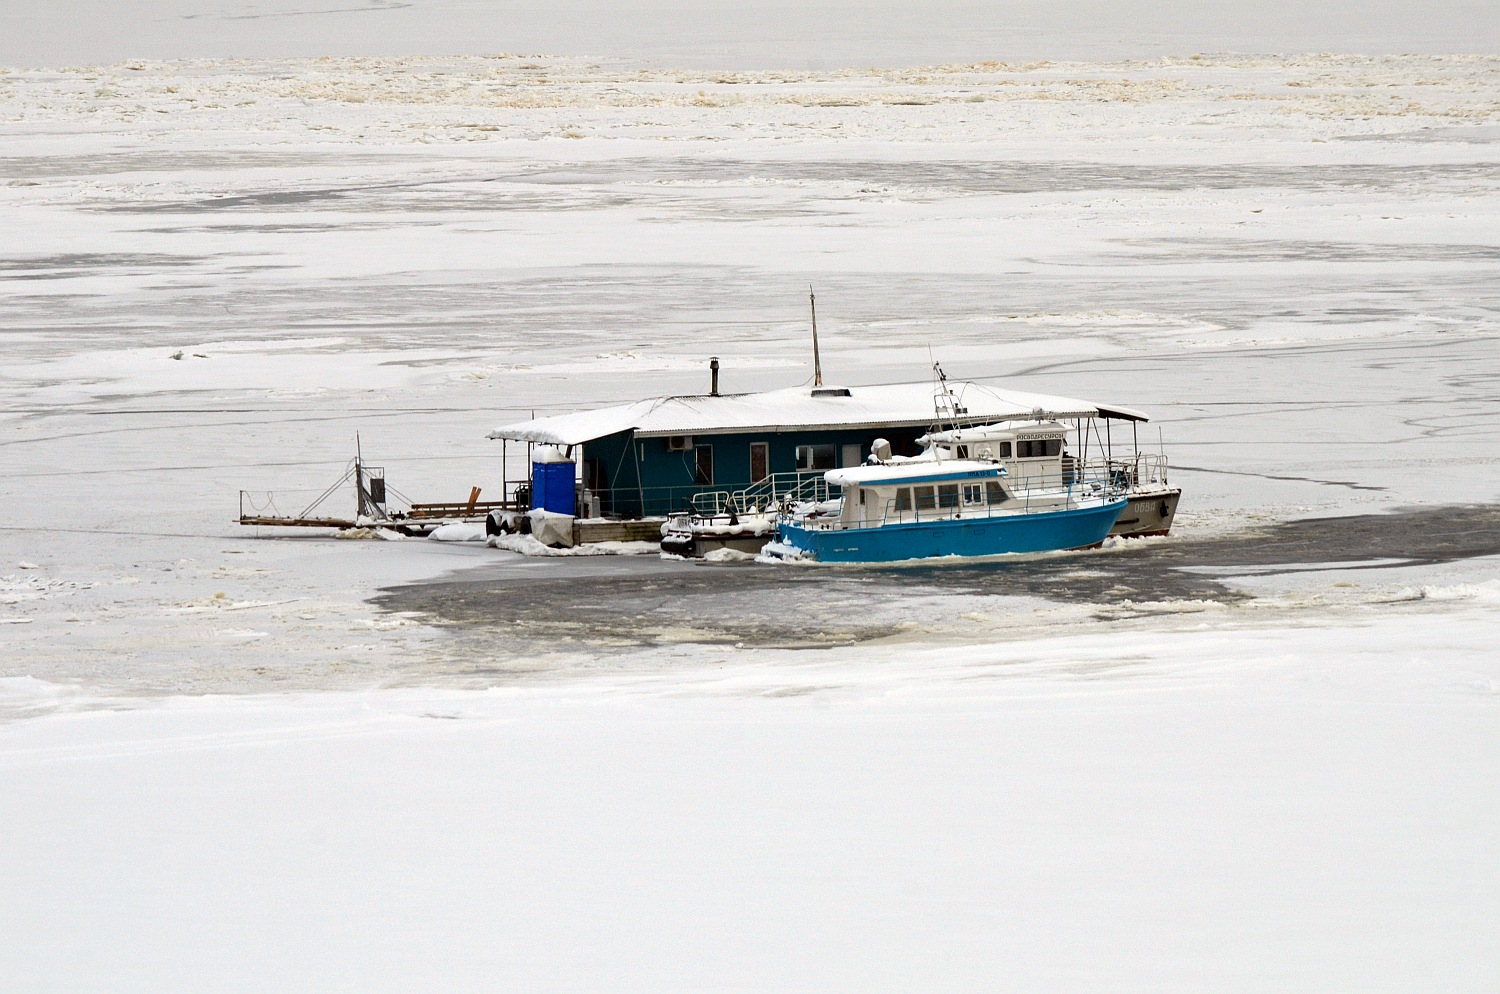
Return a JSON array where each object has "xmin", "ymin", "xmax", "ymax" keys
[{"xmin": 531, "ymin": 460, "xmax": 577, "ymax": 515}]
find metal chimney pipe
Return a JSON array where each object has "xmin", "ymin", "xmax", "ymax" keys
[{"xmin": 710, "ymin": 357, "xmax": 720, "ymax": 396}]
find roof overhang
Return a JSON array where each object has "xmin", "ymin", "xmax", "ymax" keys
[{"xmin": 1095, "ymin": 405, "xmax": 1150, "ymax": 423}]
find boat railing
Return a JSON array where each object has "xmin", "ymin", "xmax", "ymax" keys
[
  {"xmin": 689, "ymin": 490, "xmax": 737, "ymax": 516},
  {"xmin": 1075, "ymin": 453, "xmax": 1168, "ymax": 491}
]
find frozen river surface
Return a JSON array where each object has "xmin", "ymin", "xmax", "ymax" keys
[{"xmin": 1, "ymin": 51, "xmax": 1498, "ymax": 992}]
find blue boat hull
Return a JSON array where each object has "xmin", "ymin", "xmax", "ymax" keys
[{"xmin": 777, "ymin": 499, "xmax": 1128, "ymax": 563}]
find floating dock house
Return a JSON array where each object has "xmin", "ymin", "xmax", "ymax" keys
[{"xmin": 488, "ymin": 376, "xmax": 1150, "ymax": 520}]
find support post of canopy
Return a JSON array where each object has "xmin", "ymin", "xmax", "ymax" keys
[{"xmin": 634, "ymin": 432, "xmax": 646, "ymax": 518}]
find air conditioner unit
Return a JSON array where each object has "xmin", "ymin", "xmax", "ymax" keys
[{"xmin": 666, "ymin": 435, "xmax": 693, "ymax": 451}]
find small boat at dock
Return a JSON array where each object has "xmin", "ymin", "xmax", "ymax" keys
[{"xmin": 660, "ymin": 509, "xmax": 776, "ymax": 558}]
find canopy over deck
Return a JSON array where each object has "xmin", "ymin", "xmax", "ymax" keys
[{"xmin": 489, "ymin": 380, "xmax": 1148, "ymax": 446}]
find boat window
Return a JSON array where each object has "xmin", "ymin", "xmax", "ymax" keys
[
  {"xmin": 938, "ymin": 484, "xmax": 959, "ymax": 509},
  {"xmin": 955, "ymin": 444, "xmax": 970, "ymax": 459},
  {"xmin": 962, "ymin": 483, "xmax": 984, "ymax": 505},
  {"xmin": 895, "ymin": 488, "xmax": 912, "ymax": 511},
  {"xmin": 796, "ymin": 444, "xmax": 836, "ymax": 471},
  {"xmin": 985, "ymin": 481, "xmax": 1007, "ymax": 504},
  {"xmin": 857, "ymin": 488, "xmax": 866, "ymax": 506},
  {"xmin": 914, "ymin": 486, "xmax": 936, "ymax": 511},
  {"xmin": 996, "ymin": 441, "xmax": 1012, "ymax": 458},
  {"xmin": 1017, "ymin": 438, "xmax": 1062, "ymax": 458}
]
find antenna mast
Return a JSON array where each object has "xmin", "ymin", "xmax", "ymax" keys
[
  {"xmin": 354, "ymin": 432, "xmax": 368, "ymax": 520},
  {"xmin": 809, "ymin": 286, "xmax": 823, "ymax": 387}
]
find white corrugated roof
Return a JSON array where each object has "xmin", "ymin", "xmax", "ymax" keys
[
  {"xmin": 826, "ymin": 459, "xmax": 1004, "ymax": 487},
  {"xmin": 488, "ymin": 380, "xmax": 1148, "ymax": 446}
]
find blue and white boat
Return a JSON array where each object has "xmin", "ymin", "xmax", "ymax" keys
[{"xmin": 770, "ymin": 428, "xmax": 1127, "ymax": 563}]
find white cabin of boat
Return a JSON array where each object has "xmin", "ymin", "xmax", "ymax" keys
[
  {"xmin": 823, "ymin": 461, "xmax": 1016, "ymax": 529},
  {"xmin": 920, "ymin": 419, "xmax": 1078, "ymax": 488}
]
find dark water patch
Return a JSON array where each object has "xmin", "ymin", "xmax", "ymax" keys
[
  {"xmin": 0, "ymin": 253, "xmax": 202, "ymax": 279},
  {"xmin": 80, "ymin": 160, "xmax": 1500, "ymax": 217},
  {"xmin": 1104, "ymin": 238, "xmax": 1500, "ymax": 265},
  {"xmin": 519, "ymin": 159, "xmax": 1500, "ymax": 197},
  {"xmin": 374, "ymin": 503, "xmax": 1500, "ymax": 654},
  {"xmin": 100, "ymin": 179, "xmax": 633, "ymax": 215},
  {"xmin": 0, "ymin": 150, "xmax": 347, "ymax": 181},
  {"xmin": 1337, "ymin": 127, "xmax": 1500, "ymax": 145},
  {"xmin": 1174, "ymin": 464, "xmax": 1387, "ymax": 492},
  {"xmin": 183, "ymin": 0, "xmax": 410, "ymax": 21},
  {"xmin": 131, "ymin": 221, "xmax": 436, "ymax": 234}
]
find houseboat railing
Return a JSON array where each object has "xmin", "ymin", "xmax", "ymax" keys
[{"xmin": 738, "ymin": 471, "xmax": 831, "ymax": 512}]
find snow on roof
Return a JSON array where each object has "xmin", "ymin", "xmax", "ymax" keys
[
  {"xmin": 826, "ymin": 459, "xmax": 1004, "ymax": 487},
  {"xmin": 925, "ymin": 419, "xmax": 1074, "ymax": 443},
  {"xmin": 489, "ymin": 381, "xmax": 1148, "ymax": 446}
]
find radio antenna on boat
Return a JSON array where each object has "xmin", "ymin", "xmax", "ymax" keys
[
  {"xmin": 931, "ymin": 359, "xmax": 966, "ymax": 424},
  {"xmin": 809, "ymin": 286, "xmax": 823, "ymax": 387}
]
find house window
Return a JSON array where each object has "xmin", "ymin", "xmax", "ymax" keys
[
  {"xmin": 750, "ymin": 442, "xmax": 769, "ymax": 482},
  {"xmin": 914, "ymin": 486, "xmax": 936, "ymax": 511},
  {"xmin": 796, "ymin": 444, "xmax": 836, "ymax": 471},
  {"xmin": 895, "ymin": 488, "xmax": 912, "ymax": 511},
  {"xmin": 938, "ymin": 484, "xmax": 959, "ymax": 509},
  {"xmin": 694, "ymin": 445, "xmax": 714, "ymax": 486}
]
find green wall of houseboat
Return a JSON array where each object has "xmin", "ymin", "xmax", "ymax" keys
[{"xmin": 577, "ymin": 426, "xmax": 927, "ymax": 517}]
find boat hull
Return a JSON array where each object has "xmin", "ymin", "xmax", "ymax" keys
[
  {"xmin": 1110, "ymin": 488, "xmax": 1182, "ymax": 538},
  {"xmin": 777, "ymin": 499, "xmax": 1128, "ymax": 563},
  {"xmin": 660, "ymin": 513, "xmax": 776, "ymax": 558},
  {"xmin": 661, "ymin": 532, "xmax": 772, "ymax": 558}
]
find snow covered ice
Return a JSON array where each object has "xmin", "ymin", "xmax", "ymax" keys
[{"xmin": 1, "ymin": 11, "xmax": 1499, "ymax": 991}]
